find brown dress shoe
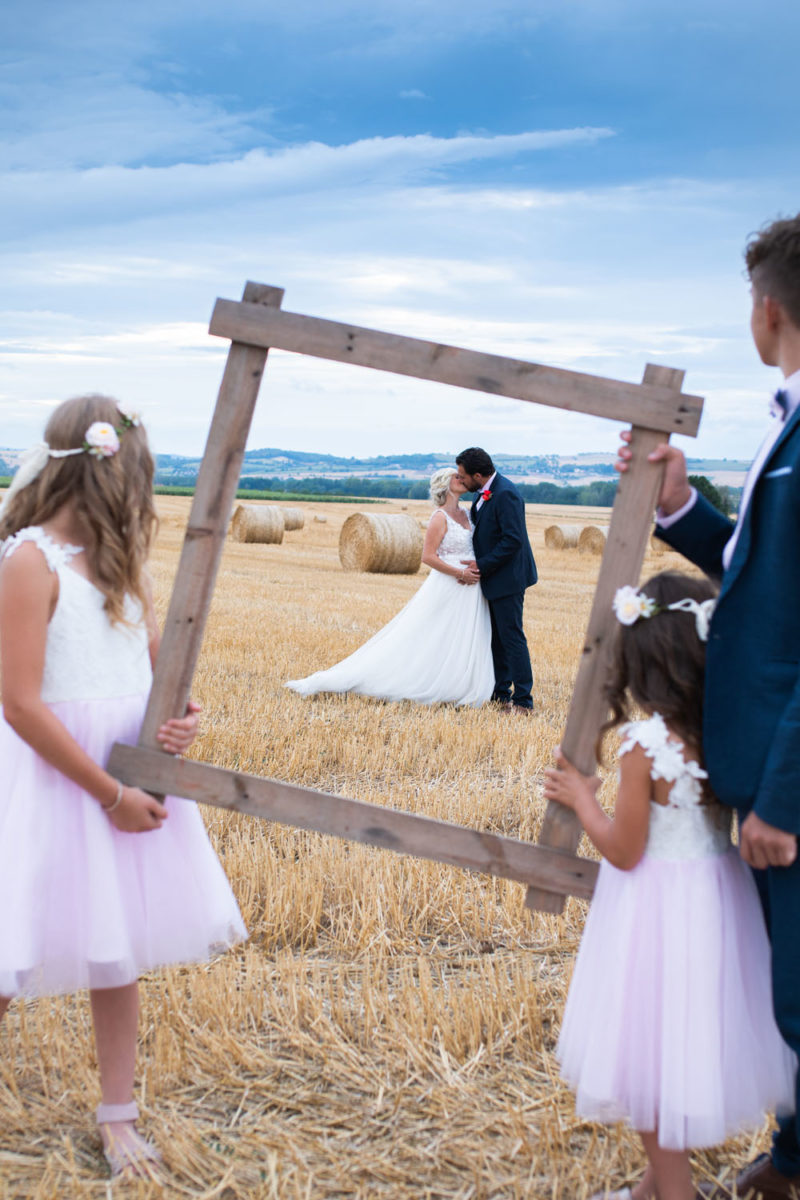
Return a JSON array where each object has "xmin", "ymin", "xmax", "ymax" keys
[{"xmin": 698, "ymin": 1154, "xmax": 800, "ymax": 1199}]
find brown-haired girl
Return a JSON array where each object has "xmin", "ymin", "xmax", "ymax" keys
[
  {"xmin": 0, "ymin": 396, "xmax": 246, "ymax": 1178},
  {"xmin": 544, "ymin": 571, "xmax": 795, "ymax": 1200}
]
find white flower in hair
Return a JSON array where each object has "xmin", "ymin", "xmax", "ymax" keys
[
  {"xmin": 117, "ymin": 404, "xmax": 141, "ymax": 426},
  {"xmin": 84, "ymin": 422, "xmax": 120, "ymax": 458},
  {"xmin": 613, "ymin": 585, "xmax": 658, "ymax": 626}
]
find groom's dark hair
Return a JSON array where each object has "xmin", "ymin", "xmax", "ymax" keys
[{"xmin": 456, "ymin": 447, "xmax": 494, "ymax": 476}]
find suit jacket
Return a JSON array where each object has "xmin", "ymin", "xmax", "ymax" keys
[
  {"xmin": 469, "ymin": 472, "xmax": 537, "ymax": 601},
  {"xmin": 656, "ymin": 403, "xmax": 800, "ymax": 831}
]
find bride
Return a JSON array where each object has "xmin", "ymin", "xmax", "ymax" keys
[{"xmin": 285, "ymin": 467, "xmax": 494, "ymax": 706}]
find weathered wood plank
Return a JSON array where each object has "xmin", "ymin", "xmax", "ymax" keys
[
  {"xmin": 107, "ymin": 743, "xmax": 600, "ymax": 900},
  {"xmin": 138, "ymin": 284, "xmax": 284, "ymax": 748},
  {"xmin": 209, "ymin": 298, "xmax": 702, "ymax": 436},
  {"xmin": 525, "ymin": 364, "xmax": 685, "ymax": 914}
]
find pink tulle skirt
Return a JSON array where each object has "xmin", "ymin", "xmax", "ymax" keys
[
  {"xmin": 557, "ymin": 849, "xmax": 797, "ymax": 1150},
  {"xmin": 0, "ymin": 694, "xmax": 246, "ymax": 998}
]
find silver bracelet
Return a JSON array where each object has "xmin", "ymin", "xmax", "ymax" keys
[{"xmin": 102, "ymin": 781, "xmax": 124, "ymax": 813}]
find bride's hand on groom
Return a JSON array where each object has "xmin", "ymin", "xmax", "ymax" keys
[{"xmin": 459, "ymin": 559, "xmax": 480, "ymax": 585}]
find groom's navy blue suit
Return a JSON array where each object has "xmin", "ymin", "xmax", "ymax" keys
[
  {"xmin": 657, "ymin": 399, "xmax": 800, "ymax": 1175},
  {"xmin": 470, "ymin": 473, "xmax": 537, "ymax": 709}
]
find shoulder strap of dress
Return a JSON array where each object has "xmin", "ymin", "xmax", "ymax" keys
[
  {"xmin": 619, "ymin": 713, "xmax": 708, "ymax": 784},
  {"xmin": 619, "ymin": 712, "xmax": 674, "ymax": 765},
  {"xmin": 1, "ymin": 526, "xmax": 81, "ymax": 573}
]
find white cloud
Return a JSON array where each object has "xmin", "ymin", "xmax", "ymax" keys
[
  {"xmin": 1, "ymin": 129, "xmax": 615, "ymax": 243},
  {"xmin": 0, "ymin": 129, "xmax": 618, "ymax": 248}
]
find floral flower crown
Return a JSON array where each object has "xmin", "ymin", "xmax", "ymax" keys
[
  {"xmin": 613, "ymin": 585, "xmax": 716, "ymax": 642},
  {"xmin": 0, "ymin": 406, "xmax": 142, "ymax": 517}
]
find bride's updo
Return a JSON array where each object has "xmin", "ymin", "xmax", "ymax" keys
[{"xmin": 429, "ymin": 467, "xmax": 457, "ymax": 507}]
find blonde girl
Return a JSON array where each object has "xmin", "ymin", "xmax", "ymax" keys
[{"xmin": 0, "ymin": 395, "xmax": 245, "ymax": 1177}]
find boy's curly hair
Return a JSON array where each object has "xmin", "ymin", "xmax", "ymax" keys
[{"xmin": 745, "ymin": 213, "xmax": 800, "ymax": 328}]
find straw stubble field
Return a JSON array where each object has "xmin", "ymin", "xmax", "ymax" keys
[{"xmin": 0, "ymin": 497, "xmax": 771, "ymax": 1199}]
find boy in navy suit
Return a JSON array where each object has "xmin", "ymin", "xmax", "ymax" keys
[
  {"xmin": 455, "ymin": 447, "xmax": 537, "ymax": 712},
  {"xmin": 619, "ymin": 213, "xmax": 800, "ymax": 1200}
]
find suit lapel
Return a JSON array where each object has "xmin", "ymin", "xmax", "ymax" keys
[
  {"xmin": 721, "ymin": 404, "xmax": 800, "ymax": 595},
  {"xmin": 763, "ymin": 401, "xmax": 800, "ymax": 473}
]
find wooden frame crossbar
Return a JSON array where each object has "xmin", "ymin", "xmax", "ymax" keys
[{"xmin": 107, "ymin": 281, "xmax": 703, "ymax": 913}]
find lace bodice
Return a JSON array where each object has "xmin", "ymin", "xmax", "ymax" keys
[
  {"xmin": 436, "ymin": 509, "xmax": 475, "ymax": 567},
  {"xmin": 619, "ymin": 713, "xmax": 732, "ymax": 860},
  {"xmin": 1, "ymin": 527, "xmax": 152, "ymax": 703}
]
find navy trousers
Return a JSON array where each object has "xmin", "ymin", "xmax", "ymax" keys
[
  {"xmin": 750, "ymin": 851, "xmax": 800, "ymax": 1175},
  {"xmin": 487, "ymin": 592, "xmax": 533, "ymax": 709}
]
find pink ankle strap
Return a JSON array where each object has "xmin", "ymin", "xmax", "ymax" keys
[{"xmin": 96, "ymin": 1101, "xmax": 139, "ymax": 1124}]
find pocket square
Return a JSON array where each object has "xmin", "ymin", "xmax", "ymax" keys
[{"xmin": 764, "ymin": 465, "xmax": 793, "ymax": 478}]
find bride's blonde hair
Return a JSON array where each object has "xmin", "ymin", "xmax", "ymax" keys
[
  {"xmin": 429, "ymin": 467, "xmax": 456, "ymax": 507},
  {"xmin": 0, "ymin": 394, "xmax": 157, "ymax": 625}
]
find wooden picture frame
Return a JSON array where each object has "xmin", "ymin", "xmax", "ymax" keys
[{"xmin": 107, "ymin": 282, "xmax": 703, "ymax": 914}]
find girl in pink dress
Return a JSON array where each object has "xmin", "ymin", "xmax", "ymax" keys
[
  {"xmin": 544, "ymin": 571, "xmax": 796, "ymax": 1200},
  {"xmin": 0, "ymin": 395, "xmax": 246, "ymax": 1178}
]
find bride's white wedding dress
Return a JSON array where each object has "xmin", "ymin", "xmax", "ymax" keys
[{"xmin": 286, "ymin": 510, "xmax": 494, "ymax": 706}]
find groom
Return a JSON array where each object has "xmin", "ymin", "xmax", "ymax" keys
[{"xmin": 455, "ymin": 447, "xmax": 537, "ymax": 712}]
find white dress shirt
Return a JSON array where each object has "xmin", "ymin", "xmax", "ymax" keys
[
  {"xmin": 475, "ymin": 471, "xmax": 497, "ymax": 511},
  {"xmin": 658, "ymin": 369, "xmax": 800, "ymax": 570}
]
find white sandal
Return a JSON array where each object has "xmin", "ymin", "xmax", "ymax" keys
[
  {"xmin": 96, "ymin": 1101, "xmax": 161, "ymax": 1178},
  {"xmin": 588, "ymin": 1190, "xmax": 633, "ymax": 1200}
]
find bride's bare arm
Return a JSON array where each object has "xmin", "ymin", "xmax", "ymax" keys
[{"xmin": 421, "ymin": 512, "xmax": 477, "ymax": 583}]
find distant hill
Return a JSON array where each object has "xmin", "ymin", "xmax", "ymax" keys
[
  {"xmin": 155, "ymin": 447, "xmax": 623, "ymax": 484},
  {"xmin": 151, "ymin": 447, "xmax": 751, "ymax": 487},
  {"xmin": 0, "ymin": 445, "xmax": 750, "ymax": 488}
]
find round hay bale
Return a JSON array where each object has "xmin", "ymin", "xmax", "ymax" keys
[
  {"xmin": 282, "ymin": 507, "xmax": 305, "ymax": 531},
  {"xmin": 649, "ymin": 533, "xmax": 667, "ymax": 555},
  {"xmin": 578, "ymin": 525, "xmax": 609, "ymax": 554},
  {"xmin": 312, "ymin": 514, "xmax": 328, "ymax": 524},
  {"xmin": 544, "ymin": 524, "xmax": 580, "ymax": 550},
  {"xmin": 339, "ymin": 512, "xmax": 423, "ymax": 574},
  {"xmin": 230, "ymin": 504, "xmax": 284, "ymax": 544}
]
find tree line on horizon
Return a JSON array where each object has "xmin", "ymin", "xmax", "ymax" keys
[
  {"xmin": 190, "ymin": 472, "xmax": 737, "ymax": 513},
  {"xmin": 0, "ymin": 468, "xmax": 738, "ymax": 515}
]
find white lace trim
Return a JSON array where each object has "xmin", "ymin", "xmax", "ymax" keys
[
  {"xmin": 1, "ymin": 525, "xmax": 152, "ymax": 703},
  {"xmin": 619, "ymin": 712, "xmax": 707, "ymax": 806},
  {"xmin": 437, "ymin": 509, "xmax": 475, "ymax": 566},
  {"xmin": 618, "ymin": 713, "xmax": 731, "ymax": 860},
  {"xmin": 2, "ymin": 526, "xmax": 83, "ymax": 573}
]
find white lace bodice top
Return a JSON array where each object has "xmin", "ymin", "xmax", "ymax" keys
[
  {"xmin": 619, "ymin": 713, "xmax": 732, "ymax": 860},
  {"xmin": 435, "ymin": 509, "xmax": 475, "ymax": 568},
  {"xmin": 1, "ymin": 527, "xmax": 152, "ymax": 704}
]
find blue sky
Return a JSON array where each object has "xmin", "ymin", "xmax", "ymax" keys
[{"xmin": 2, "ymin": 0, "xmax": 799, "ymax": 461}]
